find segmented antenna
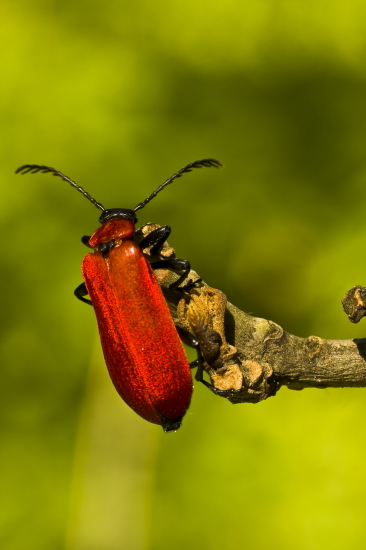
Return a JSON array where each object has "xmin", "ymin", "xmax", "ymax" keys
[
  {"xmin": 133, "ymin": 158, "xmax": 223, "ymax": 212},
  {"xmin": 15, "ymin": 164, "xmax": 105, "ymax": 212}
]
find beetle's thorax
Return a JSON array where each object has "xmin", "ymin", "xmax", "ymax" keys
[{"xmin": 88, "ymin": 218, "xmax": 135, "ymax": 249}]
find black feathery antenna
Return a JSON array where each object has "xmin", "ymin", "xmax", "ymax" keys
[
  {"xmin": 15, "ymin": 164, "xmax": 105, "ymax": 212},
  {"xmin": 133, "ymin": 158, "xmax": 223, "ymax": 212}
]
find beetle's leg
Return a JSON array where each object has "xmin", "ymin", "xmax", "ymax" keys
[
  {"xmin": 176, "ymin": 277, "xmax": 203, "ymax": 292},
  {"xmin": 175, "ymin": 326, "xmax": 205, "ymax": 375},
  {"xmin": 176, "ymin": 326, "xmax": 200, "ymax": 348},
  {"xmin": 98, "ymin": 240, "xmax": 115, "ymax": 258},
  {"xmin": 82, "ymin": 236, "xmax": 115, "ymax": 258},
  {"xmin": 150, "ymin": 258, "xmax": 198, "ymax": 290},
  {"xmin": 138, "ymin": 225, "xmax": 171, "ymax": 255},
  {"xmin": 176, "ymin": 326, "xmax": 205, "ymax": 376},
  {"xmin": 81, "ymin": 236, "xmax": 93, "ymax": 249},
  {"xmin": 140, "ymin": 226, "xmax": 200, "ymax": 289},
  {"xmin": 177, "ymin": 326, "xmax": 242, "ymax": 397},
  {"xmin": 74, "ymin": 282, "xmax": 92, "ymax": 306},
  {"xmin": 194, "ymin": 360, "xmax": 243, "ymax": 397}
]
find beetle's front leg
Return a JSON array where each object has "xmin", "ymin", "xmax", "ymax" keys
[
  {"xmin": 139, "ymin": 225, "xmax": 201, "ymax": 290},
  {"xmin": 138, "ymin": 225, "xmax": 171, "ymax": 255},
  {"xmin": 74, "ymin": 282, "xmax": 92, "ymax": 305},
  {"xmin": 150, "ymin": 258, "xmax": 201, "ymax": 290},
  {"xmin": 81, "ymin": 236, "xmax": 93, "ymax": 248}
]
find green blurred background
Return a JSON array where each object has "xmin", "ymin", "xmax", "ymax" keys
[{"xmin": 1, "ymin": 1, "xmax": 366, "ymax": 549}]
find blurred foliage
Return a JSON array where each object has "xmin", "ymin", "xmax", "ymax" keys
[{"xmin": 1, "ymin": 0, "xmax": 366, "ymax": 549}]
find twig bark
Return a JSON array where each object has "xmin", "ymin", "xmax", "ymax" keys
[{"xmin": 137, "ymin": 224, "xmax": 366, "ymax": 405}]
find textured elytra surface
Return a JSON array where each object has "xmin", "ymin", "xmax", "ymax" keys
[{"xmin": 82, "ymin": 241, "xmax": 193, "ymax": 426}]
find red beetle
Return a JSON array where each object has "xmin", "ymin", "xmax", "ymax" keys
[{"xmin": 16, "ymin": 160, "xmax": 222, "ymax": 431}]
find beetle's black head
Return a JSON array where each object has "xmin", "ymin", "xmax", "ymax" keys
[{"xmin": 99, "ymin": 208, "xmax": 138, "ymax": 225}]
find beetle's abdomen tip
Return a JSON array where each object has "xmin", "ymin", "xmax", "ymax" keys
[{"xmin": 162, "ymin": 418, "xmax": 183, "ymax": 433}]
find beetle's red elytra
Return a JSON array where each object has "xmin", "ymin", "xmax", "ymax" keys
[{"xmin": 83, "ymin": 219, "xmax": 193, "ymax": 428}]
